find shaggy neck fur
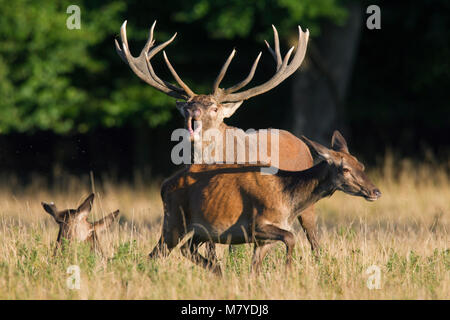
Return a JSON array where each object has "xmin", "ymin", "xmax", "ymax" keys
[{"xmin": 278, "ymin": 160, "xmax": 337, "ymax": 214}]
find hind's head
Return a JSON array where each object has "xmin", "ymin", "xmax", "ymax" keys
[{"xmin": 301, "ymin": 131, "xmax": 381, "ymax": 202}]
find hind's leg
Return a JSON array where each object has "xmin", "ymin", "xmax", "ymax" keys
[
  {"xmin": 298, "ymin": 205, "xmax": 319, "ymax": 252},
  {"xmin": 149, "ymin": 234, "xmax": 177, "ymax": 259},
  {"xmin": 181, "ymin": 238, "xmax": 222, "ymax": 276},
  {"xmin": 149, "ymin": 214, "xmax": 188, "ymax": 259},
  {"xmin": 201, "ymin": 242, "xmax": 221, "ymax": 263},
  {"xmin": 254, "ymin": 224, "xmax": 295, "ymax": 268},
  {"xmin": 251, "ymin": 242, "xmax": 276, "ymax": 274}
]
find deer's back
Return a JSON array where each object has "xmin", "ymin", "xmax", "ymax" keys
[
  {"xmin": 277, "ymin": 130, "xmax": 313, "ymax": 171},
  {"xmin": 178, "ymin": 165, "xmax": 288, "ymax": 236}
]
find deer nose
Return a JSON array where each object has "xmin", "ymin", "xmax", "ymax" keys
[
  {"xmin": 373, "ymin": 188, "xmax": 382, "ymax": 198},
  {"xmin": 184, "ymin": 108, "xmax": 192, "ymax": 118}
]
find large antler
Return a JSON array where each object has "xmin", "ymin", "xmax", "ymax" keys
[
  {"xmin": 212, "ymin": 25, "xmax": 309, "ymax": 103},
  {"xmin": 115, "ymin": 20, "xmax": 196, "ymax": 100}
]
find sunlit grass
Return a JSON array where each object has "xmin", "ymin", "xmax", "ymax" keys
[{"xmin": 0, "ymin": 156, "xmax": 448, "ymax": 299}]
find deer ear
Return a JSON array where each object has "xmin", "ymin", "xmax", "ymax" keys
[
  {"xmin": 301, "ymin": 135, "xmax": 332, "ymax": 162},
  {"xmin": 93, "ymin": 210, "xmax": 120, "ymax": 232},
  {"xmin": 176, "ymin": 101, "xmax": 186, "ymax": 117},
  {"xmin": 42, "ymin": 202, "xmax": 59, "ymax": 221},
  {"xmin": 331, "ymin": 130, "xmax": 349, "ymax": 153},
  {"xmin": 76, "ymin": 193, "xmax": 94, "ymax": 218},
  {"xmin": 222, "ymin": 101, "xmax": 243, "ymax": 118}
]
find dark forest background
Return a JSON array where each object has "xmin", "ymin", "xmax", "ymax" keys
[{"xmin": 0, "ymin": 0, "xmax": 448, "ymax": 184}]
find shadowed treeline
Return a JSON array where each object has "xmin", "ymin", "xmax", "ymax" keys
[{"xmin": 0, "ymin": 0, "xmax": 448, "ymax": 183}]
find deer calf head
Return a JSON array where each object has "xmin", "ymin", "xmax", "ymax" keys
[
  {"xmin": 41, "ymin": 194, "xmax": 119, "ymax": 251},
  {"xmin": 302, "ymin": 131, "xmax": 382, "ymax": 202}
]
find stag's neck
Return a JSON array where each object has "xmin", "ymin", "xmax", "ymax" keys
[
  {"xmin": 278, "ymin": 161, "xmax": 336, "ymax": 213},
  {"xmin": 191, "ymin": 123, "xmax": 242, "ymax": 164}
]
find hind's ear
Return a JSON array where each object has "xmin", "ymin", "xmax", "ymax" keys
[
  {"xmin": 331, "ymin": 130, "xmax": 349, "ymax": 153},
  {"xmin": 76, "ymin": 193, "xmax": 94, "ymax": 218},
  {"xmin": 301, "ymin": 135, "xmax": 332, "ymax": 162}
]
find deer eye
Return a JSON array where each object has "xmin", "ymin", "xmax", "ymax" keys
[
  {"xmin": 211, "ymin": 107, "xmax": 218, "ymax": 113},
  {"xmin": 343, "ymin": 167, "xmax": 351, "ymax": 174}
]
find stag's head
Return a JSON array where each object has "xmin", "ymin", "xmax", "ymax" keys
[
  {"xmin": 115, "ymin": 21, "xmax": 309, "ymax": 140},
  {"xmin": 42, "ymin": 194, "xmax": 119, "ymax": 244},
  {"xmin": 301, "ymin": 131, "xmax": 382, "ymax": 202}
]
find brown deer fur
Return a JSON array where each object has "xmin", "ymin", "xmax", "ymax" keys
[
  {"xmin": 41, "ymin": 194, "xmax": 119, "ymax": 254},
  {"xmin": 116, "ymin": 21, "xmax": 317, "ymax": 253},
  {"xmin": 150, "ymin": 131, "xmax": 381, "ymax": 274}
]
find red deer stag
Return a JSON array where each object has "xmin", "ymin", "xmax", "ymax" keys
[
  {"xmin": 150, "ymin": 131, "xmax": 381, "ymax": 274},
  {"xmin": 42, "ymin": 194, "xmax": 119, "ymax": 254},
  {"xmin": 115, "ymin": 21, "xmax": 320, "ymax": 253}
]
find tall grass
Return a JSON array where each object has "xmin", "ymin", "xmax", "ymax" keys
[{"xmin": 0, "ymin": 156, "xmax": 448, "ymax": 299}]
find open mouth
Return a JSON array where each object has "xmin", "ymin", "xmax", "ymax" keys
[{"xmin": 186, "ymin": 116, "xmax": 202, "ymax": 140}]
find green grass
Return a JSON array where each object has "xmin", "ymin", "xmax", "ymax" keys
[{"xmin": 0, "ymin": 158, "xmax": 448, "ymax": 299}]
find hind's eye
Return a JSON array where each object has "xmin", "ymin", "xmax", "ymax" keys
[
  {"xmin": 211, "ymin": 107, "xmax": 218, "ymax": 113},
  {"xmin": 343, "ymin": 168, "xmax": 351, "ymax": 173}
]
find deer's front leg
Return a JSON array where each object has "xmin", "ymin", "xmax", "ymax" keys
[
  {"xmin": 298, "ymin": 205, "xmax": 319, "ymax": 252},
  {"xmin": 254, "ymin": 224, "xmax": 295, "ymax": 268},
  {"xmin": 180, "ymin": 238, "xmax": 222, "ymax": 276}
]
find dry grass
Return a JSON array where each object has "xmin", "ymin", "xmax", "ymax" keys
[{"xmin": 0, "ymin": 155, "xmax": 448, "ymax": 299}]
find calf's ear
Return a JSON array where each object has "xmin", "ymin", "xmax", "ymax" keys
[
  {"xmin": 76, "ymin": 193, "xmax": 94, "ymax": 219},
  {"xmin": 93, "ymin": 210, "xmax": 120, "ymax": 233},
  {"xmin": 41, "ymin": 202, "xmax": 64, "ymax": 223}
]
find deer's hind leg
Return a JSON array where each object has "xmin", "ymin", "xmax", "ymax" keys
[
  {"xmin": 200, "ymin": 241, "xmax": 220, "ymax": 262},
  {"xmin": 251, "ymin": 242, "xmax": 277, "ymax": 274}
]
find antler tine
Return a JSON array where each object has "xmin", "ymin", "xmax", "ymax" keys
[
  {"xmin": 217, "ymin": 25, "xmax": 309, "ymax": 103},
  {"xmin": 163, "ymin": 51, "xmax": 196, "ymax": 98},
  {"xmin": 143, "ymin": 31, "xmax": 186, "ymax": 93},
  {"xmin": 272, "ymin": 25, "xmax": 282, "ymax": 69},
  {"xmin": 264, "ymin": 40, "xmax": 277, "ymax": 67},
  {"xmin": 287, "ymin": 26, "xmax": 309, "ymax": 73},
  {"xmin": 144, "ymin": 52, "xmax": 184, "ymax": 93},
  {"xmin": 142, "ymin": 20, "xmax": 179, "ymax": 93},
  {"xmin": 145, "ymin": 20, "xmax": 157, "ymax": 50},
  {"xmin": 224, "ymin": 52, "xmax": 262, "ymax": 94},
  {"xmin": 115, "ymin": 38, "xmax": 128, "ymax": 64},
  {"xmin": 115, "ymin": 20, "xmax": 191, "ymax": 100},
  {"xmin": 213, "ymin": 49, "xmax": 236, "ymax": 94}
]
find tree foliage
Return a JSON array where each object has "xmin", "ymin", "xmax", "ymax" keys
[{"xmin": 0, "ymin": 0, "xmax": 347, "ymax": 134}]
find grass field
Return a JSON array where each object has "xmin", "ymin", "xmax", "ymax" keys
[{"xmin": 0, "ymin": 155, "xmax": 448, "ymax": 299}]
